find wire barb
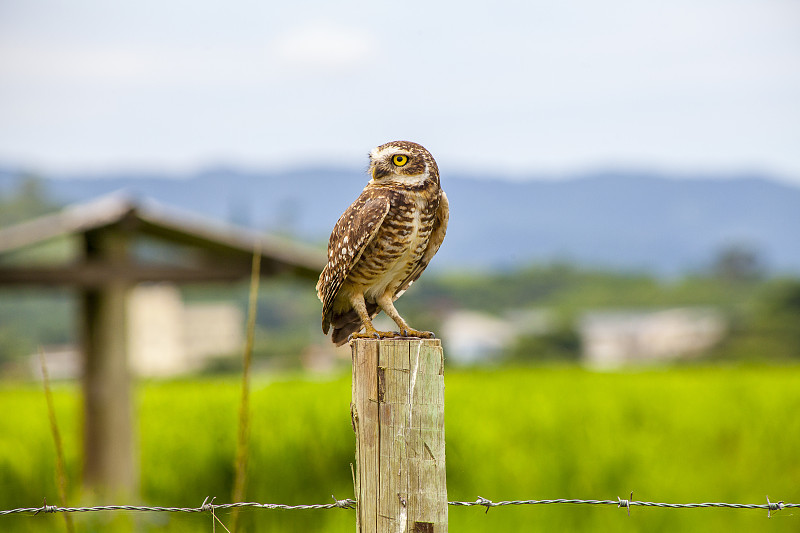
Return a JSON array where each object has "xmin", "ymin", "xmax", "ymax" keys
[
  {"xmin": 617, "ymin": 491, "xmax": 633, "ymax": 517},
  {"xmin": 200, "ymin": 496, "xmax": 216, "ymax": 513},
  {"xmin": 766, "ymin": 496, "xmax": 783, "ymax": 518},
  {"xmin": 475, "ymin": 496, "xmax": 493, "ymax": 514},
  {"xmin": 33, "ymin": 498, "xmax": 58, "ymax": 515},
  {"xmin": 331, "ymin": 495, "xmax": 355, "ymax": 509}
]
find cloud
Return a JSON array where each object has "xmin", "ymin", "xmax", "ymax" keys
[{"xmin": 270, "ymin": 22, "xmax": 378, "ymax": 74}]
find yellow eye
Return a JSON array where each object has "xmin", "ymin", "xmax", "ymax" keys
[{"xmin": 392, "ymin": 154, "xmax": 408, "ymax": 167}]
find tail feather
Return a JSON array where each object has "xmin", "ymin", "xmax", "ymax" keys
[
  {"xmin": 329, "ymin": 302, "xmax": 380, "ymax": 346},
  {"xmin": 331, "ymin": 321, "xmax": 362, "ymax": 346}
]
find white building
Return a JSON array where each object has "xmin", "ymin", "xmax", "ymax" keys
[
  {"xmin": 579, "ymin": 307, "xmax": 726, "ymax": 368},
  {"xmin": 127, "ymin": 283, "xmax": 244, "ymax": 377},
  {"xmin": 440, "ymin": 308, "xmax": 553, "ymax": 364},
  {"xmin": 33, "ymin": 283, "xmax": 244, "ymax": 379}
]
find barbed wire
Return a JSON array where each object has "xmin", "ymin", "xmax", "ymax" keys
[
  {"xmin": 1, "ymin": 494, "xmax": 795, "ymax": 519},
  {"xmin": 0, "ymin": 496, "xmax": 356, "ymax": 516},
  {"xmin": 451, "ymin": 494, "xmax": 795, "ymax": 518}
]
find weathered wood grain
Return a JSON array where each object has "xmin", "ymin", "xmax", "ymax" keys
[{"xmin": 351, "ymin": 338, "xmax": 447, "ymax": 532}]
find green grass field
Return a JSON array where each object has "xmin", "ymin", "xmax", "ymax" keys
[{"xmin": 1, "ymin": 365, "xmax": 798, "ymax": 532}]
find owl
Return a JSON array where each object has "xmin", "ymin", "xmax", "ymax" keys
[{"xmin": 316, "ymin": 140, "xmax": 449, "ymax": 346}]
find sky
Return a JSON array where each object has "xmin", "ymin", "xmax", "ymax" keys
[{"xmin": 1, "ymin": 0, "xmax": 799, "ymax": 182}]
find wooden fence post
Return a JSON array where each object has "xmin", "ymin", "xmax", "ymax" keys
[
  {"xmin": 81, "ymin": 227, "xmax": 137, "ymax": 498},
  {"xmin": 351, "ymin": 338, "xmax": 447, "ymax": 533}
]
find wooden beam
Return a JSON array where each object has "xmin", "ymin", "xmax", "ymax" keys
[
  {"xmin": 0, "ymin": 196, "xmax": 326, "ymax": 280},
  {"xmin": 351, "ymin": 338, "xmax": 448, "ymax": 532},
  {"xmin": 0, "ymin": 263, "xmax": 254, "ymax": 286}
]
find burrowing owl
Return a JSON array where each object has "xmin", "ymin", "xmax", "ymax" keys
[{"xmin": 316, "ymin": 140, "xmax": 449, "ymax": 345}]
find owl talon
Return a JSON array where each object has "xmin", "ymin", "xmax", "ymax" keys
[
  {"xmin": 399, "ymin": 328, "xmax": 435, "ymax": 340},
  {"xmin": 348, "ymin": 329, "xmax": 400, "ymax": 342}
]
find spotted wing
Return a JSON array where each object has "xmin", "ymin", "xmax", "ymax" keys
[{"xmin": 317, "ymin": 193, "xmax": 391, "ymax": 333}]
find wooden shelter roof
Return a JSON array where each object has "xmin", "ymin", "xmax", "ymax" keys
[{"xmin": 0, "ymin": 194, "xmax": 326, "ymax": 286}]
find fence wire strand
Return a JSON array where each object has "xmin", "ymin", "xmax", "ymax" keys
[
  {"xmin": 449, "ymin": 495, "xmax": 795, "ymax": 518},
  {"xmin": 2, "ymin": 495, "xmax": 795, "ymax": 519}
]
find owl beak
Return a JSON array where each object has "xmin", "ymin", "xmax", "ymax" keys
[{"xmin": 372, "ymin": 164, "xmax": 391, "ymax": 181}]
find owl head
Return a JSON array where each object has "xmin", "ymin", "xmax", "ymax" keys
[{"xmin": 368, "ymin": 140, "xmax": 439, "ymax": 186}]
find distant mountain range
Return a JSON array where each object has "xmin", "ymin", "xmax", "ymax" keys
[{"xmin": 2, "ymin": 166, "xmax": 799, "ymax": 275}]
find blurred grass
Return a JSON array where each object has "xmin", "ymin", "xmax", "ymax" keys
[{"xmin": 1, "ymin": 365, "xmax": 799, "ymax": 532}]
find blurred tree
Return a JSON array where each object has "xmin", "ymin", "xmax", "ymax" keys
[
  {"xmin": 504, "ymin": 322, "xmax": 582, "ymax": 363},
  {"xmin": 0, "ymin": 173, "xmax": 59, "ymax": 226},
  {"xmin": 0, "ymin": 175, "xmax": 65, "ymax": 368},
  {"xmin": 712, "ymin": 244, "xmax": 764, "ymax": 282},
  {"xmin": 712, "ymin": 278, "xmax": 800, "ymax": 361}
]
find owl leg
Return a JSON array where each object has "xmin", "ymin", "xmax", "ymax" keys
[
  {"xmin": 347, "ymin": 292, "xmax": 399, "ymax": 341},
  {"xmin": 376, "ymin": 293, "xmax": 435, "ymax": 340}
]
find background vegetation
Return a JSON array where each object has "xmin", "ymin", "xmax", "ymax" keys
[
  {"xmin": 1, "ymin": 366, "xmax": 799, "ymax": 532},
  {"xmin": 1, "ymin": 176, "xmax": 799, "ymax": 369}
]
